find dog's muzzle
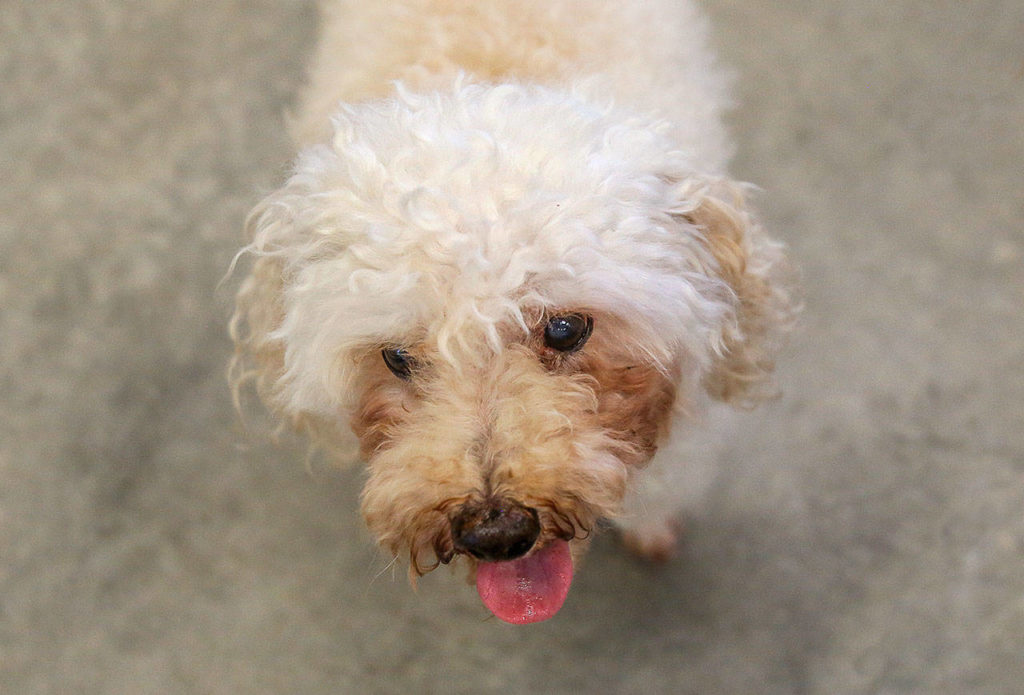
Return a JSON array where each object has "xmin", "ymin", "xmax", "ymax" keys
[{"xmin": 450, "ymin": 498, "xmax": 541, "ymax": 562}]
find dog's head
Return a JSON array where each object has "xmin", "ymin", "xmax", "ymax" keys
[{"xmin": 231, "ymin": 82, "xmax": 795, "ymax": 622}]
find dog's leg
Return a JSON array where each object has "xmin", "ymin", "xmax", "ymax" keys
[
  {"xmin": 615, "ymin": 405, "xmax": 735, "ymax": 562},
  {"xmin": 616, "ymin": 452, "xmax": 694, "ymax": 563}
]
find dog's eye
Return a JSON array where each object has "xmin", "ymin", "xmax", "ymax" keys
[
  {"xmin": 543, "ymin": 314, "xmax": 593, "ymax": 352},
  {"xmin": 381, "ymin": 347, "xmax": 415, "ymax": 379}
]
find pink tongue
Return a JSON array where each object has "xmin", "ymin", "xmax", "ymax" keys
[{"xmin": 475, "ymin": 540, "xmax": 573, "ymax": 624}]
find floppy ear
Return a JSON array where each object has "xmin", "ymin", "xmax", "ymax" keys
[
  {"xmin": 228, "ymin": 195, "xmax": 357, "ymax": 457},
  {"xmin": 229, "ymin": 256, "xmax": 286, "ymax": 414},
  {"xmin": 229, "ymin": 193, "xmax": 290, "ymax": 417},
  {"xmin": 681, "ymin": 180, "xmax": 798, "ymax": 407}
]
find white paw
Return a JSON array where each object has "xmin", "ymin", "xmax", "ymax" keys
[{"xmin": 619, "ymin": 518, "xmax": 682, "ymax": 563}]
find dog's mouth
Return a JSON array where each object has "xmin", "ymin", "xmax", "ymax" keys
[
  {"xmin": 443, "ymin": 498, "xmax": 580, "ymax": 624},
  {"xmin": 474, "ymin": 539, "xmax": 574, "ymax": 624}
]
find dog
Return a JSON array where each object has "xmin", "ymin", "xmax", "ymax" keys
[{"xmin": 231, "ymin": 0, "xmax": 797, "ymax": 624}]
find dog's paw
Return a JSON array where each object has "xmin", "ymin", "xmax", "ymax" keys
[{"xmin": 619, "ymin": 519, "xmax": 682, "ymax": 563}]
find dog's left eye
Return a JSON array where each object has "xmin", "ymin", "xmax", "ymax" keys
[
  {"xmin": 544, "ymin": 314, "xmax": 593, "ymax": 352},
  {"xmin": 382, "ymin": 347, "xmax": 415, "ymax": 379}
]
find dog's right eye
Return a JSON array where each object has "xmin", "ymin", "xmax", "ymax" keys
[
  {"xmin": 382, "ymin": 347, "xmax": 415, "ymax": 379},
  {"xmin": 544, "ymin": 314, "xmax": 593, "ymax": 353}
]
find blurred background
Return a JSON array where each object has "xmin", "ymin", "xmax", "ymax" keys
[{"xmin": 2, "ymin": 0, "xmax": 1022, "ymax": 692}]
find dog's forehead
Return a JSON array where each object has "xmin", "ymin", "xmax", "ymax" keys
[
  {"xmin": 333, "ymin": 211, "xmax": 648, "ymax": 348},
  {"xmin": 299, "ymin": 96, "xmax": 707, "ymax": 329}
]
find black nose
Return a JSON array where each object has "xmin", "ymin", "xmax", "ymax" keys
[{"xmin": 451, "ymin": 499, "xmax": 541, "ymax": 562}]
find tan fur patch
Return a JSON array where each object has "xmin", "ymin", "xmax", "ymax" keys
[
  {"xmin": 350, "ymin": 352, "xmax": 422, "ymax": 459},
  {"xmin": 527, "ymin": 313, "xmax": 679, "ymax": 467}
]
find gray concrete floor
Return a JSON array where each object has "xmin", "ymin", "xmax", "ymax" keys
[{"xmin": 2, "ymin": 1, "xmax": 1022, "ymax": 693}]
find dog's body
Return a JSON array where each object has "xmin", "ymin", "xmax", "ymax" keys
[
  {"xmin": 288, "ymin": 0, "xmax": 731, "ymax": 162},
  {"xmin": 233, "ymin": 0, "xmax": 796, "ymax": 623}
]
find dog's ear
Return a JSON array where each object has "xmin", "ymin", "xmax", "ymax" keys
[
  {"xmin": 229, "ymin": 191, "xmax": 291, "ymax": 415},
  {"xmin": 679, "ymin": 180, "xmax": 798, "ymax": 407},
  {"xmin": 228, "ymin": 194, "xmax": 358, "ymax": 457}
]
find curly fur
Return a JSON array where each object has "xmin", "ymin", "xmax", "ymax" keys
[{"xmin": 231, "ymin": 0, "xmax": 797, "ymax": 587}]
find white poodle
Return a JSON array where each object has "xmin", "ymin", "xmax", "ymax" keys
[{"xmin": 231, "ymin": 0, "xmax": 797, "ymax": 624}]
